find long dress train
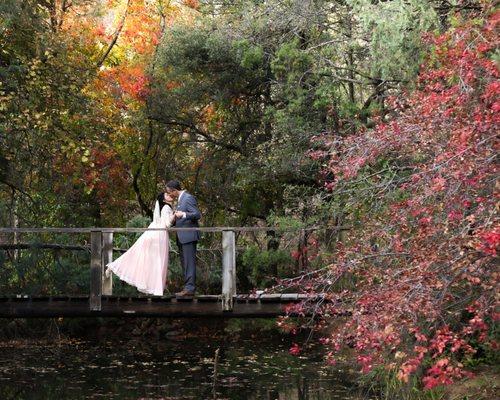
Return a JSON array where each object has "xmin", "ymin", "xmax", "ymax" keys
[{"xmin": 106, "ymin": 201, "xmax": 172, "ymax": 296}]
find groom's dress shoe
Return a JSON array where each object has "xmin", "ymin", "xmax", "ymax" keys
[{"xmin": 175, "ymin": 290, "xmax": 195, "ymax": 298}]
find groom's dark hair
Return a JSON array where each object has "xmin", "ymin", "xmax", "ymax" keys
[{"xmin": 166, "ymin": 180, "xmax": 182, "ymax": 191}]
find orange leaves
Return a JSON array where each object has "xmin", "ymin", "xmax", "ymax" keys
[
  {"xmin": 52, "ymin": 0, "xmax": 188, "ymax": 116},
  {"xmin": 91, "ymin": 1, "xmax": 184, "ymax": 107},
  {"xmin": 113, "ymin": 65, "xmax": 151, "ymax": 101},
  {"xmin": 119, "ymin": 0, "xmax": 177, "ymax": 56},
  {"xmin": 199, "ymin": 103, "xmax": 225, "ymax": 130},
  {"xmin": 165, "ymin": 80, "xmax": 182, "ymax": 90},
  {"xmin": 92, "ymin": 24, "xmax": 108, "ymax": 40},
  {"xmin": 183, "ymin": 0, "xmax": 200, "ymax": 10}
]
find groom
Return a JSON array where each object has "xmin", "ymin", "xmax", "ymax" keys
[{"xmin": 166, "ymin": 180, "xmax": 201, "ymax": 297}]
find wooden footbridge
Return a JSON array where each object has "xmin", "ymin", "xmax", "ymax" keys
[{"xmin": 0, "ymin": 226, "xmax": 343, "ymax": 318}]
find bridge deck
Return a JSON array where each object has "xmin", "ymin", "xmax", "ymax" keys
[{"xmin": 0, "ymin": 294, "xmax": 321, "ymax": 318}]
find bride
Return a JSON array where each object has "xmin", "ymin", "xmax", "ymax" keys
[{"xmin": 105, "ymin": 192, "xmax": 175, "ymax": 296}]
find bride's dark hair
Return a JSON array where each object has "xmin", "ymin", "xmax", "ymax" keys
[{"xmin": 157, "ymin": 193, "xmax": 172, "ymax": 212}]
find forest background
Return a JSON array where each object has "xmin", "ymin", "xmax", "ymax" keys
[{"xmin": 1, "ymin": 0, "xmax": 498, "ymax": 397}]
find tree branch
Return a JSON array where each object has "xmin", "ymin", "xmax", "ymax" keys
[
  {"xmin": 96, "ymin": 0, "xmax": 131, "ymax": 68},
  {"xmin": 132, "ymin": 118, "xmax": 156, "ymax": 219},
  {"xmin": 148, "ymin": 115, "xmax": 244, "ymax": 154}
]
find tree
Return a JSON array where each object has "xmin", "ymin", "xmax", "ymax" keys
[{"xmin": 282, "ymin": 4, "xmax": 498, "ymax": 393}]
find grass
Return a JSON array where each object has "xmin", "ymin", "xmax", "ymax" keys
[{"xmin": 445, "ymin": 367, "xmax": 500, "ymax": 400}]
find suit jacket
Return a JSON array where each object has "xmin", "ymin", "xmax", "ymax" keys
[{"xmin": 174, "ymin": 191, "xmax": 201, "ymax": 244}]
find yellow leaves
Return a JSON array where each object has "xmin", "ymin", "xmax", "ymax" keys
[
  {"xmin": 60, "ymin": 141, "xmax": 92, "ymax": 167},
  {"xmin": 81, "ymin": 149, "xmax": 91, "ymax": 163}
]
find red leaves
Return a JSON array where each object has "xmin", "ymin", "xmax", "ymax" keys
[
  {"xmin": 483, "ymin": 81, "xmax": 500, "ymax": 102},
  {"xmin": 476, "ymin": 228, "xmax": 500, "ymax": 256},
  {"xmin": 289, "ymin": 343, "xmax": 301, "ymax": 356},
  {"xmin": 357, "ymin": 355, "xmax": 373, "ymax": 373},
  {"xmin": 422, "ymin": 358, "xmax": 453, "ymax": 389},
  {"xmin": 422, "ymin": 358, "xmax": 474, "ymax": 390},
  {"xmin": 111, "ymin": 66, "xmax": 151, "ymax": 102},
  {"xmin": 398, "ymin": 357, "xmax": 423, "ymax": 383},
  {"xmin": 431, "ymin": 176, "xmax": 446, "ymax": 192},
  {"xmin": 429, "ymin": 326, "xmax": 454, "ymax": 356},
  {"xmin": 299, "ymin": 6, "xmax": 499, "ymax": 389},
  {"xmin": 307, "ymin": 149, "xmax": 328, "ymax": 161}
]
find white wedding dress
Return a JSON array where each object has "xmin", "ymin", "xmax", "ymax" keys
[{"xmin": 106, "ymin": 201, "xmax": 172, "ymax": 296}]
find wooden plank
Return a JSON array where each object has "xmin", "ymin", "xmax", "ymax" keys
[
  {"xmin": 0, "ymin": 294, "xmax": 330, "ymax": 318},
  {"xmin": 101, "ymin": 232, "xmax": 113, "ymax": 295},
  {"xmin": 11, "ymin": 296, "xmax": 30, "ymax": 302},
  {"xmin": 69, "ymin": 296, "xmax": 88, "ymax": 302},
  {"xmin": 221, "ymin": 230, "xmax": 236, "ymax": 311},
  {"xmin": 32, "ymin": 297, "xmax": 50, "ymax": 302},
  {"xmin": 196, "ymin": 295, "xmax": 220, "ymax": 302},
  {"xmin": 90, "ymin": 230, "xmax": 102, "ymax": 311},
  {"xmin": 260, "ymin": 294, "xmax": 282, "ymax": 303},
  {"xmin": 247, "ymin": 293, "xmax": 259, "ymax": 303},
  {"xmin": 280, "ymin": 293, "xmax": 299, "ymax": 302},
  {"xmin": 236, "ymin": 294, "xmax": 248, "ymax": 303},
  {"xmin": 151, "ymin": 296, "xmax": 174, "ymax": 302},
  {"xmin": 52, "ymin": 296, "xmax": 70, "ymax": 301},
  {"xmin": 0, "ymin": 243, "xmax": 90, "ymax": 251},
  {"xmin": 0, "ymin": 298, "xmax": 296, "ymax": 318}
]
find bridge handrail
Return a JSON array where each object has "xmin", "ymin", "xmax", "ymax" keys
[
  {"xmin": 0, "ymin": 225, "xmax": 350, "ymax": 312},
  {"xmin": 0, "ymin": 225, "xmax": 350, "ymax": 234}
]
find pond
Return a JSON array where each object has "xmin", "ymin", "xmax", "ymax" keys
[{"xmin": 0, "ymin": 333, "xmax": 369, "ymax": 400}]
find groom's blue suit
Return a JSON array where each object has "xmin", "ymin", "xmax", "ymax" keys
[{"xmin": 174, "ymin": 191, "xmax": 201, "ymax": 292}]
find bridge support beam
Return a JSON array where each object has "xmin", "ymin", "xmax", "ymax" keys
[
  {"xmin": 222, "ymin": 230, "xmax": 236, "ymax": 311},
  {"xmin": 90, "ymin": 230, "xmax": 102, "ymax": 311},
  {"xmin": 102, "ymin": 232, "xmax": 113, "ymax": 295}
]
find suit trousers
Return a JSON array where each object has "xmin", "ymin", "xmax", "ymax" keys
[{"xmin": 177, "ymin": 240, "xmax": 197, "ymax": 292}]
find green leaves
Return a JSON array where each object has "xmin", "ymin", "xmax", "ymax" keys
[
  {"xmin": 346, "ymin": 0, "xmax": 438, "ymax": 82},
  {"xmin": 237, "ymin": 41, "xmax": 264, "ymax": 70},
  {"xmin": 242, "ymin": 245, "xmax": 294, "ymax": 287}
]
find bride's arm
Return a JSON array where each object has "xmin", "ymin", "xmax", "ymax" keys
[{"xmin": 161, "ymin": 206, "xmax": 174, "ymax": 228}]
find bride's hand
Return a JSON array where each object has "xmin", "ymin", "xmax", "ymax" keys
[{"xmin": 174, "ymin": 211, "xmax": 185, "ymax": 219}]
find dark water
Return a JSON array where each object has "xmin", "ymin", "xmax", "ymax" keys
[{"xmin": 0, "ymin": 335, "xmax": 366, "ymax": 400}]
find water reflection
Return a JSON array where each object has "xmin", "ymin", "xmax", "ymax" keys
[{"xmin": 0, "ymin": 337, "xmax": 366, "ymax": 399}]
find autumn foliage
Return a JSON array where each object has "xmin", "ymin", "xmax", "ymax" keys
[{"xmin": 287, "ymin": 9, "xmax": 499, "ymax": 390}]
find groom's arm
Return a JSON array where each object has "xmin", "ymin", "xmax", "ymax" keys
[{"xmin": 183, "ymin": 195, "xmax": 201, "ymax": 221}]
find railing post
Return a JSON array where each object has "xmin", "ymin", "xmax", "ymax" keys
[
  {"xmin": 90, "ymin": 230, "xmax": 102, "ymax": 311},
  {"xmin": 221, "ymin": 230, "xmax": 236, "ymax": 311},
  {"xmin": 102, "ymin": 232, "xmax": 113, "ymax": 295}
]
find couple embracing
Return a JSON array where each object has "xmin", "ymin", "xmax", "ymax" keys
[{"xmin": 105, "ymin": 180, "xmax": 201, "ymax": 297}]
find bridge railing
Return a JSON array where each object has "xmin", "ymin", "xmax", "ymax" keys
[{"xmin": 0, "ymin": 226, "xmax": 349, "ymax": 312}]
